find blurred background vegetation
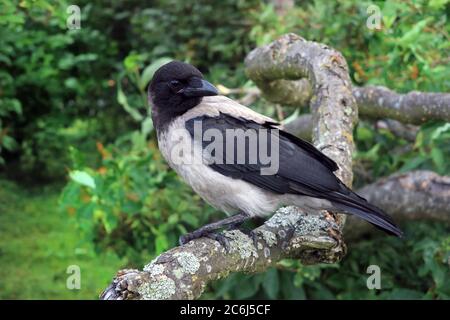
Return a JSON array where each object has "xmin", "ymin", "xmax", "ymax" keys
[{"xmin": 0, "ymin": 0, "xmax": 449, "ymax": 299}]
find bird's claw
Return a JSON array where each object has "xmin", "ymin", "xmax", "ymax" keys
[{"xmin": 205, "ymin": 232, "xmax": 231, "ymax": 251}]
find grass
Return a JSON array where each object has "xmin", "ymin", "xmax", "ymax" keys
[{"xmin": 0, "ymin": 179, "xmax": 125, "ymax": 299}]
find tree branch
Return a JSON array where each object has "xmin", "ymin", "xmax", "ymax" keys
[
  {"xmin": 101, "ymin": 33, "xmax": 357, "ymax": 300},
  {"xmin": 375, "ymin": 119, "xmax": 418, "ymax": 142},
  {"xmin": 244, "ymin": 74, "xmax": 450, "ymax": 126},
  {"xmin": 284, "ymin": 115, "xmax": 419, "ymax": 142},
  {"xmin": 100, "ymin": 207, "xmax": 345, "ymax": 300},
  {"xmin": 353, "ymin": 86, "xmax": 450, "ymax": 125}
]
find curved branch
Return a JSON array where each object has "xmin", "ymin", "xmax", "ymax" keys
[
  {"xmin": 345, "ymin": 170, "xmax": 450, "ymax": 239},
  {"xmin": 101, "ymin": 33, "xmax": 357, "ymax": 300},
  {"xmin": 245, "ymin": 75, "xmax": 450, "ymax": 126}
]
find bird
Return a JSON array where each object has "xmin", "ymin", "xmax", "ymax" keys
[{"xmin": 148, "ymin": 60, "xmax": 403, "ymax": 247}]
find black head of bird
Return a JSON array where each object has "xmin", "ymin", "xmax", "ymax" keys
[{"xmin": 149, "ymin": 61, "xmax": 218, "ymax": 127}]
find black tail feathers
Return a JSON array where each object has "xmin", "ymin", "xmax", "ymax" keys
[{"xmin": 331, "ymin": 188, "xmax": 403, "ymax": 237}]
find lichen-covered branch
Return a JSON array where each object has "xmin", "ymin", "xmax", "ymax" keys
[
  {"xmin": 345, "ymin": 170, "xmax": 450, "ymax": 239},
  {"xmin": 101, "ymin": 34, "xmax": 357, "ymax": 300},
  {"xmin": 100, "ymin": 207, "xmax": 345, "ymax": 300}
]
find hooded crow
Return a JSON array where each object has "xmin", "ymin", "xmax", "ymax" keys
[{"xmin": 149, "ymin": 61, "xmax": 403, "ymax": 246}]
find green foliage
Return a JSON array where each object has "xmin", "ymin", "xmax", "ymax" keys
[
  {"xmin": 128, "ymin": 0, "xmax": 260, "ymax": 85},
  {"xmin": 0, "ymin": 0, "xmax": 129, "ymax": 180},
  {"xmin": 249, "ymin": 0, "xmax": 449, "ymax": 92},
  {"xmin": 59, "ymin": 130, "xmax": 216, "ymax": 265},
  {"xmin": 354, "ymin": 121, "xmax": 450, "ymax": 185}
]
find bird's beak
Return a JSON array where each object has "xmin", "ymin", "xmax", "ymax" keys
[{"xmin": 182, "ymin": 79, "xmax": 219, "ymax": 97}]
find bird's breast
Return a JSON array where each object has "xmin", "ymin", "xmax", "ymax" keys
[{"xmin": 156, "ymin": 119, "xmax": 279, "ymax": 217}]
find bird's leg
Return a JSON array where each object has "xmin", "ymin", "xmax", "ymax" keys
[{"xmin": 179, "ymin": 212, "xmax": 250, "ymax": 249}]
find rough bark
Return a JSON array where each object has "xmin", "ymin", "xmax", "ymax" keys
[
  {"xmin": 345, "ymin": 170, "xmax": 450, "ymax": 240},
  {"xmin": 101, "ymin": 33, "xmax": 357, "ymax": 300}
]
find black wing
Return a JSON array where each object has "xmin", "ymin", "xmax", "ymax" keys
[
  {"xmin": 185, "ymin": 113, "xmax": 403, "ymax": 237},
  {"xmin": 185, "ymin": 113, "xmax": 339, "ymax": 196}
]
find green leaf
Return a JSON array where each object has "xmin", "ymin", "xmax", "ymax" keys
[
  {"xmin": 356, "ymin": 125, "xmax": 374, "ymax": 142},
  {"xmin": 155, "ymin": 234, "xmax": 169, "ymax": 253},
  {"xmin": 1, "ymin": 135, "xmax": 18, "ymax": 151},
  {"xmin": 397, "ymin": 19, "xmax": 432, "ymax": 47},
  {"xmin": 431, "ymin": 148, "xmax": 445, "ymax": 173},
  {"xmin": 262, "ymin": 268, "xmax": 279, "ymax": 299},
  {"xmin": 59, "ymin": 183, "xmax": 81, "ymax": 209},
  {"xmin": 141, "ymin": 117, "xmax": 154, "ymax": 137},
  {"xmin": 117, "ymin": 85, "xmax": 143, "ymax": 122},
  {"xmin": 69, "ymin": 170, "xmax": 96, "ymax": 189},
  {"xmin": 234, "ymin": 275, "xmax": 262, "ymax": 299},
  {"xmin": 8, "ymin": 99, "xmax": 22, "ymax": 115},
  {"xmin": 430, "ymin": 123, "xmax": 450, "ymax": 141},
  {"xmin": 181, "ymin": 213, "xmax": 199, "ymax": 227},
  {"xmin": 429, "ymin": 0, "xmax": 449, "ymax": 10},
  {"xmin": 124, "ymin": 53, "xmax": 142, "ymax": 72},
  {"xmin": 399, "ymin": 156, "xmax": 426, "ymax": 172},
  {"xmin": 103, "ymin": 213, "xmax": 118, "ymax": 234}
]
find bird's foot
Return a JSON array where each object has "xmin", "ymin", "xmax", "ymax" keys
[
  {"xmin": 179, "ymin": 213, "xmax": 252, "ymax": 252},
  {"xmin": 179, "ymin": 230, "xmax": 231, "ymax": 251}
]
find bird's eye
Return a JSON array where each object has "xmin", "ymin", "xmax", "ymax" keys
[{"xmin": 169, "ymin": 80, "xmax": 183, "ymax": 92}]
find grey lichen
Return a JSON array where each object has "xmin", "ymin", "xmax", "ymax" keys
[
  {"xmin": 174, "ymin": 252, "xmax": 200, "ymax": 275},
  {"xmin": 278, "ymin": 230, "xmax": 287, "ymax": 239},
  {"xmin": 143, "ymin": 262, "xmax": 165, "ymax": 276},
  {"xmin": 223, "ymin": 230, "xmax": 258, "ymax": 259},
  {"xmin": 137, "ymin": 275, "xmax": 176, "ymax": 300},
  {"xmin": 263, "ymin": 247, "xmax": 271, "ymax": 258},
  {"xmin": 266, "ymin": 206, "xmax": 302, "ymax": 228},
  {"xmin": 258, "ymin": 229, "xmax": 278, "ymax": 247},
  {"xmin": 295, "ymin": 214, "xmax": 330, "ymax": 236},
  {"xmin": 143, "ymin": 257, "xmax": 159, "ymax": 273},
  {"xmin": 173, "ymin": 268, "xmax": 184, "ymax": 279}
]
